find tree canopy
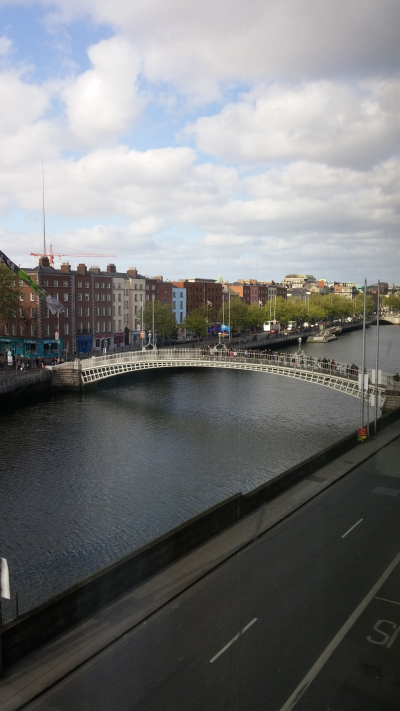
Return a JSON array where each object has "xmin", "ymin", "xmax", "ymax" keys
[
  {"xmin": 142, "ymin": 300, "xmax": 176, "ymax": 338},
  {"xmin": 0, "ymin": 263, "xmax": 21, "ymax": 319}
]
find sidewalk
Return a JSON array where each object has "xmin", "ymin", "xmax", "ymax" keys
[{"xmin": 1, "ymin": 420, "xmax": 400, "ymax": 710}]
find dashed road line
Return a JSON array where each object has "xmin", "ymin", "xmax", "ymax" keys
[
  {"xmin": 342, "ymin": 518, "xmax": 363, "ymax": 538},
  {"xmin": 209, "ymin": 618, "xmax": 257, "ymax": 663}
]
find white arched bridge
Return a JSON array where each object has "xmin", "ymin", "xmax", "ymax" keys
[{"xmin": 49, "ymin": 348, "xmax": 392, "ymax": 402}]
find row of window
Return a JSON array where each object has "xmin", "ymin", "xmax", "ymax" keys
[
  {"xmin": 172, "ymin": 302, "xmax": 184, "ymax": 309},
  {"xmin": 172, "ymin": 292, "xmax": 185, "ymax": 298}
]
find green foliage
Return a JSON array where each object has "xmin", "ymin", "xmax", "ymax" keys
[
  {"xmin": 184, "ymin": 307, "xmax": 208, "ymax": 336},
  {"xmin": 386, "ymin": 294, "xmax": 400, "ymax": 311},
  {"xmin": 353, "ymin": 293, "xmax": 375, "ymax": 315},
  {"xmin": 217, "ymin": 296, "xmax": 248, "ymax": 332},
  {"xmin": 0, "ymin": 263, "xmax": 20, "ymax": 319},
  {"xmin": 143, "ymin": 299, "xmax": 176, "ymax": 338}
]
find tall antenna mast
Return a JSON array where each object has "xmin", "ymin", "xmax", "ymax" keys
[{"xmin": 42, "ymin": 159, "xmax": 46, "ymax": 256}]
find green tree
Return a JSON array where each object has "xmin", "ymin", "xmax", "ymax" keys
[
  {"xmin": 353, "ymin": 293, "xmax": 375, "ymax": 315},
  {"xmin": 185, "ymin": 307, "xmax": 208, "ymax": 337},
  {"xmin": 247, "ymin": 304, "xmax": 264, "ymax": 330},
  {"xmin": 143, "ymin": 300, "xmax": 176, "ymax": 338},
  {"xmin": 0, "ymin": 263, "xmax": 20, "ymax": 319},
  {"xmin": 387, "ymin": 295, "xmax": 400, "ymax": 311},
  {"xmin": 217, "ymin": 296, "xmax": 248, "ymax": 332}
]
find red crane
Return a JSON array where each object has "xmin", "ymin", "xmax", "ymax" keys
[{"xmin": 30, "ymin": 244, "xmax": 116, "ymax": 267}]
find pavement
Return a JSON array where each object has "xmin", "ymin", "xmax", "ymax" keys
[{"xmin": 1, "ymin": 419, "xmax": 400, "ymax": 710}]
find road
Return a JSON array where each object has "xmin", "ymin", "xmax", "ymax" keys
[{"xmin": 27, "ymin": 437, "xmax": 400, "ymax": 710}]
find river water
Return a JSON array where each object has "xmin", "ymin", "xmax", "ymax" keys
[{"xmin": 0, "ymin": 325, "xmax": 399, "ymax": 617}]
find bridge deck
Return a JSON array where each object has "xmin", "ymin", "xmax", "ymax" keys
[{"xmin": 76, "ymin": 349, "xmax": 388, "ymax": 400}]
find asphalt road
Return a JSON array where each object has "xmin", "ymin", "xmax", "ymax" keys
[{"xmin": 27, "ymin": 438, "xmax": 400, "ymax": 711}]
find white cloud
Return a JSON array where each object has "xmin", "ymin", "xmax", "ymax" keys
[
  {"xmin": 184, "ymin": 79, "xmax": 400, "ymax": 169},
  {"xmin": 0, "ymin": 35, "xmax": 12, "ymax": 56},
  {"xmin": 60, "ymin": 37, "xmax": 145, "ymax": 146}
]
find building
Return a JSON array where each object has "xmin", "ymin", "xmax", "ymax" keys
[
  {"xmin": 126, "ymin": 268, "xmax": 146, "ymax": 340},
  {"xmin": 173, "ymin": 279, "xmax": 223, "ymax": 318},
  {"xmin": 333, "ymin": 283, "xmax": 359, "ymax": 299},
  {"xmin": 282, "ymin": 274, "xmax": 316, "ymax": 289},
  {"xmin": 0, "ymin": 256, "xmax": 70, "ymax": 359},
  {"xmin": 171, "ymin": 283, "xmax": 187, "ymax": 336},
  {"xmin": 230, "ymin": 280, "xmax": 285, "ymax": 305}
]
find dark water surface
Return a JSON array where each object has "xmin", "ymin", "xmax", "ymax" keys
[{"xmin": 0, "ymin": 325, "xmax": 399, "ymax": 617}]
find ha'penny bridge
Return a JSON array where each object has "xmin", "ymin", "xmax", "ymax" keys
[{"xmin": 48, "ymin": 341, "xmax": 399, "ymax": 406}]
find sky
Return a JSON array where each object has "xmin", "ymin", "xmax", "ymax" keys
[{"xmin": 0, "ymin": 0, "xmax": 399, "ymax": 284}]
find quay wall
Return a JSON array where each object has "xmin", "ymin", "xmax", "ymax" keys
[{"xmin": 2, "ymin": 404, "xmax": 400, "ymax": 668}]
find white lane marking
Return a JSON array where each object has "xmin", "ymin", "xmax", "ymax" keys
[
  {"xmin": 277, "ymin": 550, "xmax": 400, "ymax": 711},
  {"xmin": 374, "ymin": 596, "xmax": 400, "ymax": 606},
  {"xmin": 341, "ymin": 518, "xmax": 364, "ymax": 538},
  {"xmin": 209, "ymin": 618, "xmax": 257, "ymax": 663}
]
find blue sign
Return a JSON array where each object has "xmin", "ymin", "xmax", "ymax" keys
[{"xmin": 221, "ymin": 324, "xmax": 230, "ymax": 332}]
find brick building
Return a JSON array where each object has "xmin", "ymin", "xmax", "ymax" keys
[{"xmin": 173, "ymin": 279, "xmax": 223, "ymax": 318}]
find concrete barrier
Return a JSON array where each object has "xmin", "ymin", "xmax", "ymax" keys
[{"xmin": 2, "ymin": 405, "xmax": 400, "ymax": 668}]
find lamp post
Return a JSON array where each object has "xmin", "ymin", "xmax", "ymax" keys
[
  {"xmin": 360, "ymin": 278, "xmax": 367, "ymax": 430},
  {"xmin": 228, "ymin": 292, "xmax": 231, "ymax": 343},
  {"xmin": 374, "ymin": 280, "xmax": 380, "ymax": 435}
]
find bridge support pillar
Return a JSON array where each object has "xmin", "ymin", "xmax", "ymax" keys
[{"xmin": 49, "ymin": 360, "xmax": 83, "ymax": 390}]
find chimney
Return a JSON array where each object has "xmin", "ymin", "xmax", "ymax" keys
[
  {"xmin": 39, "ymin": 256, "xmax": 50, "ymax": 267},
  {"xmin": 107, "ymin": 264, "xmax": 117, "ymax": 273},
  {"xmin": 61, "ymin": 262, "xmax": 71, "ymax": 273},
  {"xmin": 90, "ymin": 266, "xmax": 100, "ymax": 274},
  {"xmin": 77, "ymin": 263, "xmax": 87, "ymax": 275},
  {"xmin": 154, "ymin": 275, "xmax": 163, "ymax": 281},
  {"xmin": 127, "ymin": 267, "xmax": 137, "ymax": 278}
]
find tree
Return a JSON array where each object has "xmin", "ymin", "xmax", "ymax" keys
[
  {"xmin": 0, "ymin": 263, "xmax": 20, "ymax": 319},
  {"xmin": 143, "ymin": 300, "xmax": 176, "ymax": 338},
  {"xmin": 387, "ymin": 294, "xmax": 400, "ymax": 311},
  {"xmin": 217, "ymin": 296, "xmax": 248, "ymax": 332},
  {"xmin": 353, "ymin": 293, "xmax": 375, "ymax": 315},
  {"xmin": 185, "ymin": 308, "xmax": 208, "ymax": 337}
]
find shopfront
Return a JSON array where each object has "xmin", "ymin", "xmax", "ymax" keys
[{"xmin": 0, "ymin": 337, "xmax": 62, "ymax": 359}]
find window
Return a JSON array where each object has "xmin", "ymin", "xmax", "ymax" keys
[
  {"xmin": 152, "ymin": 285, "xmax": 155, "ymax": 291},
  {"xmin": 134, "ymin": 294, "xmax": 137, "ymax": 301},
  {"xmin": 106, "ymin": 283, "xmax": 111, "ymax": 289},
  {"xmin": 135, "ymin": 306, "xmax": 137, "ymax": 314},
  {"xmin": 85, "ymin": 282, "xmax": 89, "ymax": 288},
  {"xmin": 164, "ymin": 299, "xmax": 167, "ymax": 304},
  {"xmin": 101, "ymin": 307, "xmax": 105, "ymax": 316},
  {"xmin": 95, "ymin": 294, "xmax": 99, "ymax": 301},
  {"xmin": 30, "ymin": 307, "xmax": 35, "ymax": 318},
  {"xmin": 173, "ymin": 301, "xmax": 176, "ymax": 309},
  {"xmin": 95, "ymin": 282, "xmax": 99, "ymax": 288},
  {"xmin": 64, "ymin": 324, "xmax": 69, "ymax": 335},
  {"xmin": 54, "ymin": 293, "xmax": 58, "ymax": 300},
  {"xmin": 85, "ymin": 294, "xmax": 89, "ymax": 301},
  {"xmin": 118, "ymin": 306, "xmax": 122, "ymax": 315},
  {"xmin": 63, "ymin": 281, "xmax": 68, "ymax": 287},
  {"xmin": 164, "ymin": 288, "xmax": 167, "ymax": 293},
  {"xmin": 118, "ymin": 320, "xmax": 122, "ymax": 330},
  {"xmin": 78, "ymin": 322, "xmax": 83, "ymax": 331},
  {"xmin": 78, "ymin": 307, "xmax": 83, "ymax": 317},
  {"xmin": 19, "ymin": 308, "xmax": 23, "ymax": 318},
  {"xmin": 180, "ymin": 312, "xmax": 183, "ymax": 323},
  {"xmin": 64, "ymin": 293, "xmax": 68, "ymax": 301},
  {"xmin": 95, "ymin": 307, "xmax": 100, "ymax": 316},
  {"xmin": 87, "ymin": 323, "xmax": 90, "ymax": 332},
  {"xmin": 44, "ymin": 307, "xmax": 49, "ymax": 318},
  {"xmin": 107, "ymin": 307, "xmax": 112, "ymax": 316},
  {"xmin": 173, "ymin": 291, "xmax": 176, "ymax": 298},
  {"xmin": 54, "ymin": 280, "xmax": 58, "ymax": 287},
  {"xmin": 63, "ymin": 308, "xmax": 68, "ymax": 317},
  {"xmin": 44, "ymin": 324, "xmax": 50, "ymax": 336},
  {"xmin": 30, "ymin": 293, "xmax": 34, "ymax": 302},
  {"xmin": 146, "ymin": 294, "xmax": 149, "ymax": 301},
  {"xmin": 96, "ymin": 321, "xmax": 100, "ymax": 332},
  {"xmin": 140, "ymin": 294, "xmax": 142, "ymax": 302},
  {"xmin": 85, "ymin": 307, "xmax": 90, "ymax": 316},
  {"xmin": 100, "ymin": 282, "xmax": 104, "ymax": 289},
  {"xmin": 12, "ymin": 323, "xmax": 17, "ymax": 335},
  {"xmin": 118, "ymin": 294, "xmax": 121, "ymax": 302},
  {"xmin": 118, "ymin": 283, "xmax": 121, "ymax": 289},
  {"xmin": 31, "ymin": 324, "xmax": 35, "ymax": 336},
  {"xmin": 4, "ymin": 323, "xmax": 9, "ymax": 335},
  {"xmin": 101, "ymin": 321, "xmax": 105, "ymax": 332},
  {"xmin": 180, "ymin": 301, "xmax": 183, "ymax": 309},
  {"xmin": 107, "ymin": 294, "xmax": 111, "ymax": 301},
  {"xmin": 107, "ymin": 321, "xmax": 112, "ymax": 331},
  {"xmin": 156, "ymin": 288, "xmax": 159, "ymax": 293},
  {"xmin": 78, "ymin": 293, "xmax": 82, "ymax": 301},
  {"xmin": 113, "ymin": 294, "xmax": 115, "ymax": 302},
  {"xmin": 20, "ymin": 324, "xmax": 25, "ymax": 336},
  {"xmin": 112, "ymin": 307, "xmax": 115, "ymax": 316},
  {"xmin": 43, "ymin": 280, "xmax": 49, "ymax": 287},
  {"xmin": 180, "ymin": 292, "xmax": 183, "ymax": 297},
  {"xmin": 146, "ymin": 284, "xmax": 149, "ymax": 290},
  {"xmin": 77, "ymin": 281, "xmax": 82, "ymax": 288},
  {"xmin": 101, "ymin": 294, "xmax": 105, "ymax": 302}
]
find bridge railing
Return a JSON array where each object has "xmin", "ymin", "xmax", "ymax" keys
[{"xmin": 81, "ymin": 349, "xmax": 391, "ymax": 386}]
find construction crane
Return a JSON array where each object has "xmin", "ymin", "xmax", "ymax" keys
[{"xmin": 30, "ymin": 244, "xmax": 116, "ymax": 267}]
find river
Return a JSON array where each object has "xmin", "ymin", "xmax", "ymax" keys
[{"xmin": 0, "ymin": 324, "xmax": 399, "ymax": 618}]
